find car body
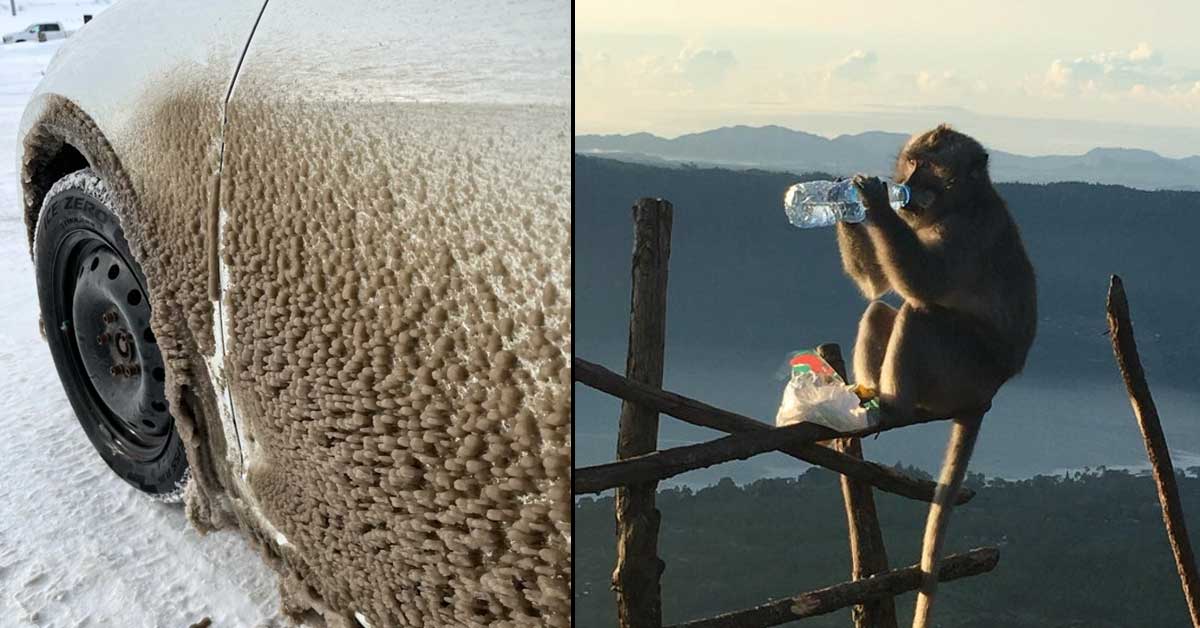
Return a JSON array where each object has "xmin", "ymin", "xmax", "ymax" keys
[
  {"xmin": 17, "ymin": 1, "xmax": 570, "ymax": 626},
  {"xmin": 3, "ymin": 22, "xmax": 71, "ymax": 44}
]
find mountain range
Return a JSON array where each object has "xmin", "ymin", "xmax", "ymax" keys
[{"xmin": 576, "ymin": 126, "xmax": 1200, "ymax": 191}]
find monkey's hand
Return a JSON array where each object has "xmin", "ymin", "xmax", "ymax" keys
[{"xmin": 852, "ymin": 174, "xmax": 892, "ymax": 217}]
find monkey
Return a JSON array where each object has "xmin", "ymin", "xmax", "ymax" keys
[{"xmin": 835, "ymin": 124, "xmax": 1036, "ymax": 628}]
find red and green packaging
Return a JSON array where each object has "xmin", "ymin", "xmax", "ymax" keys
[{"xmin": 789, "ymin": 350, "xmax": 841, "ymax": 382}]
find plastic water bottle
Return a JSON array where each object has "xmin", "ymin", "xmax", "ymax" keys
[{"xmin": 783, "ymin": 179, "xmax": 910, "ymax": 228}]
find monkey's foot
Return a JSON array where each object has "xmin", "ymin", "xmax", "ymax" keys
[{"xmin": 851, "ymin": 384, "xmax": 878, "ymax": 402}]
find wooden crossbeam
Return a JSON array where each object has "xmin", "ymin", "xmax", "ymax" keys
[
  {"xmin": 577, "ymin": 423, "xmax": 825, "ymax": 492},
  {"xmin": 573, "ymin": 357, "xmax": 974, "ymax": 505},
  {"xmin": 665, "ymin": 547, "xmax": 999, "ymax": 628}
]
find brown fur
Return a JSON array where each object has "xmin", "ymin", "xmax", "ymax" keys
[{"xmin": 836, "ymin": 124, "xmax": 1036, "ymax": 628}]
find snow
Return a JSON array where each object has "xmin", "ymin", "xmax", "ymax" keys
[{"xmin": 0, "ymin": 3, "xmax": 288, "ymax": 626}]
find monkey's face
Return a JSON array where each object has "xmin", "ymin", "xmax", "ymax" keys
[
  {"xmin": 895, "ymin": 156, "xmax": 948, "ymax": 216},
  {"xmin": 894, "ymin": 124, "xmax": 991, "ymax": 222}
]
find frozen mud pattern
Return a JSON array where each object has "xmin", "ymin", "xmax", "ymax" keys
[{"xmin": 220, "ymin": 98, "xmax": 570, "ymax": 627}]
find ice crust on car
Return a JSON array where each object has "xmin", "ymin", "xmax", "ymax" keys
[{"xmin": 219, "ymin": 97, "xmax": 571, "ymax": 627}]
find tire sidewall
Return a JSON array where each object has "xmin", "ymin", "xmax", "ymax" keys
[{"xmin": 34, "ymin": 170, "xmax": 188, "ymax": 497}]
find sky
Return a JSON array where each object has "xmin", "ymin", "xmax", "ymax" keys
[{"xmin": 575, "ymin": 0, "xmax": 1200, "ymax": 157}]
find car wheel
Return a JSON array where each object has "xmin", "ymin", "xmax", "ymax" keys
[{"xmin": 34, "ymin": 168, "xmax": 188, "ymax": 501}]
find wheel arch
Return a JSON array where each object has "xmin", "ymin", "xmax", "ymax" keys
[
  {"xmin": 23, "ymin": 140, "xmax": 89, "ymax": 242},
  {"xmin": 20, "ymin": 95, "xmax": 136, "ymax": 260}
]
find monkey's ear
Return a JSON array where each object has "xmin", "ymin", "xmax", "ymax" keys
[
  {"xmin": 970, "ymin": 151, "xmax": 990, "ymax": 179},
  {"xmin": 928, "ymin": 124, "xmax": 956, "ymax": 148}
]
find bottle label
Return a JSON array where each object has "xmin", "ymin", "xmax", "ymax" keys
[{"xmin": 789, "ymin": 350, "xmax": 837, "ymax": 379}]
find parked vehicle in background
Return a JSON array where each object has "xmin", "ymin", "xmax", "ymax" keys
[{"xmin": 3, "ymin": 22, "xmax": 72, "ymax": 44}]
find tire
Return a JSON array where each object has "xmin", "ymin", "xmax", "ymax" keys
[{"xmin": 34, "ymin": 168, "xmax": 188, "ymax": 501}]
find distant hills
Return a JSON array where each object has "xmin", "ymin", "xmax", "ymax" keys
[
  {"xmin": 576, "ymin": 126, "xmax": 1200, "ymax": 191},
  {"xmin": 577, "ymin": 467, "xmax": 1200, "ymax": 628}
]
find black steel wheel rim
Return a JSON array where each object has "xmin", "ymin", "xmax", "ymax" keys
[{"xmin": 51, "ymin": 228, "xmax": 171, "ymax": 462}]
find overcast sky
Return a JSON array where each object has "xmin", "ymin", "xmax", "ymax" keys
[{"xmin": 576, "ymin": 1, "xmax": 1200, "ymax": 157}]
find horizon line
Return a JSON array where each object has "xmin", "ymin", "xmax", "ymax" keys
[{"xmin": 574, "ymin": 124, "xmax": 1200, "ymax": 161}]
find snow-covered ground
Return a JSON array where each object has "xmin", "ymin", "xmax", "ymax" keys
[{"xmin": 1, "ymin": 3, "xmax": 287, "ymax": 626}]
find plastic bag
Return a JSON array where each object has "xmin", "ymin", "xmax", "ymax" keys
[{"xmin": 774, "ymin": 351, "xmax": 878, "ymax": 432}]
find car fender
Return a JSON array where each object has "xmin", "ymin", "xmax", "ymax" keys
[{"xmin": 17, "ymin": 0, "xmax": 268, "ymax": 531}]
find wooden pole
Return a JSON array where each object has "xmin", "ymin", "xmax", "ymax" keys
[
  {"xmin": 1107, "ymin": 274, "xmax": 1200, "ymax": 628},
  {"xmin": 665, "ymin": 548, "xmax": 999, "ymax": 628},
  {"xmin": 817, "ymin": 344, "xmax": 897, "ymax": 628},
  {"xmin": 612, "ymin": 198, "xmax": 672, "ymax": 628},
  {"xmin": 573, "ymin": 358, "xmax": 974, "ymax": 505}
]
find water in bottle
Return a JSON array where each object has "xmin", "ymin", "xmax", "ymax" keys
[{"xmin": 783, "ymin": 179, "xmax": 910, "ymax": 229}]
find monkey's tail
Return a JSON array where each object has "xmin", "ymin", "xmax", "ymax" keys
[{"xmin": 911, "ymin": 413, "xmax": 983, "ymax": 628}]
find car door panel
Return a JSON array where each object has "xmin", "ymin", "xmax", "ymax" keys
[{"xmin": 217, "ymin": 1, "xmax": 570, "ymax": 625}]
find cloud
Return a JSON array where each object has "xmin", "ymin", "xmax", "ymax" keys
[
  {"xmin": 625, "ymin": 45, "xmax": 738, "ymax": 94},
  {"xmin": 575, "ymin": 49, "xmax": 617, "ymax": 89},
  {"xmin": 673, "ymin": 46, "xmax": 737, "ymax": 89},
  {"xmin": 828, "ymin": 50, "xmax": 878, "ymax": 82},
  {"xmin": 1043, "ymin": 42, "xmax": 1175, "ymax": 92},
  {"xmin": 576, "ymin": 49, "xmax": 611, "ymax": 68},
  {"xmin": 917, "ymin": 70, "xmax": 956, "ymax": 93},
  {"xmin": 1128, "ymin": 42, "xmax": 1159, "ymax": 63},
  {"xmin": 914, "ymin": 70, "xmax": 988, "ymax": 96},
  {"xmin": 1036, "ymin": 43, "xmax": 1200, "ymax": 113}
]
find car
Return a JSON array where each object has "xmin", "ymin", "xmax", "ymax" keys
[
  {"xmin": 16, "ymin": 0, "xmax": 570, "ymax": 626},
  {"xmin": 3, "ymin": 22, "xmax": 71, "ymax": 44}
]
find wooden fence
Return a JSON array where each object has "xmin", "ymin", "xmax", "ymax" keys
[{"xmin": 574, "ymin": 197, "xmax": 1200, "ymax": 628}]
